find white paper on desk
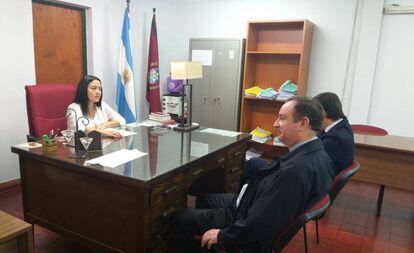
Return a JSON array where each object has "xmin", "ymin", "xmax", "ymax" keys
[
  {"xmin": 200, "ymin": 128, "xmax": 240, "ymax": 137},
  {"xmin": 190, "ymin": 141, "xmax": 209, "ymax": 157},
  {"xmin": 135, "ymin": 120, "xmax": 162, "ymax": 127},
  {"xmin": 106, "ymin": 128, "xmax": 137, "ymax": 137},
  {"xmin": 18, "ymin": 142, "xmax": 42, "ymax": 149},
  {"xmin": 85, "ymin": 149, "xmax": 147, "ymax": 168},
  {"xmin": 125, "ymin": 122, "xmax": 141, "ymax": 127},
  {"xmin": 192, "ymin": 50, "xmax": 212, "ymax": 66}
]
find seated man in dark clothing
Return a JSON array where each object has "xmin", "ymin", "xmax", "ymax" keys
[
  {"xmin": 241, "ymin": 92, "xmax": 354, "ymax": 182},
  {"xmin": 172, "ymin": 97, "xmax": 334, "ymax": 253},
  {"xmin": 314, "ymin": 92, "xmax": 354, "ymax": 175}
]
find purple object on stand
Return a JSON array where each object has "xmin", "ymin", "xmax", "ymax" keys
[{"xmin": 167, "ymin": 76, "xmax": 183, "ymax": 94}]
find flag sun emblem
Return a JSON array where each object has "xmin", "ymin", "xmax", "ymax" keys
[
  {"xmin": 122, "ymin": 69, "xmax": 131, "ymax": 84},
  {"xmin": 149, "ymin": 67, "xmax": 159, "ymax": 84}
]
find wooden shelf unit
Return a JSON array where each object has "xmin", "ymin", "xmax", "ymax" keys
[{"xmin": 240, "ymin": 20, "xmax": 313, "ymax": 149}]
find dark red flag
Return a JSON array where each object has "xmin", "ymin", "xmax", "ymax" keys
[{"xmin": 146, "ymin": 11, "xmax": 161, "ymax": 113}]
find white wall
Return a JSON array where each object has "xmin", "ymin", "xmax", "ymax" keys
[
  {"xmin": 0, "ymin": 0, "xmax": 36, "ymax": 183},
  {"xmin": 130, "ymin": 0, "xmax": 360, "ymax": 121},
  {"xmin": 1, "ymin": 0, "xmax": 409, "ymax": 183},
  {"xmin": 367, "ymin": 0, "xmax": 414, "ymax": 137},
  {"xmin": 0, "ymin": 0, "xmax": 124, "ymax": 183}
]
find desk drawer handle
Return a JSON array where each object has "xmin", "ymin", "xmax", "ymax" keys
[
  {"xmin": 233, "ymin": 151, "xmax": 242, "ymax": 157},
  {"xmin": 162, "ymin": 185, "xmax": 178, "ymax": 196},
  {"xmin": 231, "ymin": 167, "xmax": 240, "ymax": 173},
  {"xmin": 161, "ymin": 207, "xmax": 176, "ymax": 219},
  {"xmin": 192, "ymin": 168, "xmax": 204, "ymax": 176},
  {"xmin": 217, "ymin": 157, "xmax": 226, "ymax": 164}
]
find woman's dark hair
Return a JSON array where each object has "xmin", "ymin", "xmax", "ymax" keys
[
  {"xmin": 289, "ymin": 96, "xmax": 323, "ymax": 132},
  {"xmin": 314, "ymin": 92, "xmax": 345, "ymax": 120},
  {"xmin": 73, "ymin": 75, "xmax": 102, "ymax": 116}
]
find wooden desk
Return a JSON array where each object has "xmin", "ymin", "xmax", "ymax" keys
[
  {"xmin": 353, "ymin": 133, "xmax": 414, "ymax": 191},
  {"xmin": 0, "ymin": 210, "xmax": 34, "ymax": 253},
  {"xmin": 11, "ymin": 126, "xmax": 250, "ymax": 253}
]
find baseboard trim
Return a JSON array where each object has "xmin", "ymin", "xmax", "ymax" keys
[{"xmin": 0, "ymin": 178, "xmax": 21, "ymax": 192}]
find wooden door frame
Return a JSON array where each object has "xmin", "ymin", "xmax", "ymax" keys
[{"xmin": 32, "ymin": 0, "xmax": 88, "ymax": 76}]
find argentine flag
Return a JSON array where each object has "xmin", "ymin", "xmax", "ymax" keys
[{"xmin": 116, "ymin": 8, "xmax": 136, "ymax": 123}]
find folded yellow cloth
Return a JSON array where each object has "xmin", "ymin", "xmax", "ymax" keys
[
  {"xmin": 245, "ymin": 86, "xmax": 263, "ymax": 96},
  {"xmin": 250, "ymin": 127, "xmax": 272, "ymax": 138}
]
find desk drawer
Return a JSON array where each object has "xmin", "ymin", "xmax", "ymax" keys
[
  {"xmin": 210, "ymin": 152, "xmax": 227, "ymax": 169},
  {"xmin": 149, "ymin": 204, "xmax": 183, "ymax": 249},
  {"xmin": 150, "ymin": 173, "xmax": 186, "ymax": 209},
  {"xmin": 227, "ymin": 143, "xmax": 248, "ymax": 163}
]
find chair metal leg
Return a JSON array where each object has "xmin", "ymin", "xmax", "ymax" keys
[
  {"xmin": 376, "ymin": 185, "xmax": 385, "ymax": 216},
  {"xmin": 315, "ymin": 219, "xmax": 320, "ymax": 244},
  {"xmin": 303, "ymin": 224, "xmax": 308, "ymax": 253}
]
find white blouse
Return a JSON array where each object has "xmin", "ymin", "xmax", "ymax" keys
[{"xmin": 66, "ymin": 102, "xmax": 126, "ymax": 132}]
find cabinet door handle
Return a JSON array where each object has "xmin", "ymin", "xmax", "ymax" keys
[
  {"xmin": 202, "ymin": 97, "xmax": 207, "ymax": 104},
  {"xmin": 233, "ymin": 151, "xmax": 242, "ymax": 157},
  {"xmin": 162, "ymin": 185, "xmax": 178, "ymax": 196},
  {"xmin": 231, "ymin": 167, "xmax": 240, "ymax": 173},
  {"xmin": 192, "ymin": 168, "xmax": 204, "ymax": 176},
  {"xmin": 217, "ymin": 157, "xmax": 226, "ymax": 164},
  {"xmin": 161, "ymin": 207, "xmax": 176, "ymax": 219}
]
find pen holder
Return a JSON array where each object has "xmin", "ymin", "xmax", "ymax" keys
[{"xmin": 42, "ymin": 139, "xmax": 57, "ymax": 154}]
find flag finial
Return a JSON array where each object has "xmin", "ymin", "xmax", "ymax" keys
[
  {"xmin": 153, "ymin": 8, "xmax": 156, "ymax": 13},
  {"xmin": 127, "ymin": 0, "xmax": 130, "ymax": 11}
]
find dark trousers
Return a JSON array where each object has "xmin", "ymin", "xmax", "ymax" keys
[{"xmin": 172, "ymin": 194, "xmax": 235, "ymax": 253}]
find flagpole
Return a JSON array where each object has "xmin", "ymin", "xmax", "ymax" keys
[{"xmin": 127, "ymin": 0, "xmax": 130, "ymax": 12}]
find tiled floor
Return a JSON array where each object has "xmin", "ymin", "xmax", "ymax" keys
[{"xmin": 0, "ymin": 180, "xmax": 413, "ymax": 253}]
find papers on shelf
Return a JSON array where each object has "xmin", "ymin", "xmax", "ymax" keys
[
  {"xmin": 200, "ymin": 128, "xmax": 240, "ymax": 137},
  {"xmin": 18, "ymin": 142, "xmax": 42, "ymax": 149},
  {"xmin": 85, "ymin": 149, "xmax": 147, "ymax": 168},
  {"xmin": 273, "ymin": 136, "xmax": 286, "ymax": 147},
  {"xmin": 251, "ymin": 135, "xmax": 271, "ymax": 143},
  {"xmin": 245, "ymin": 147, "xmax": 263, "ymax": 160},
  {"xmin": 106, "ymin": 128, "xmax": 137, "ymax": 137}
]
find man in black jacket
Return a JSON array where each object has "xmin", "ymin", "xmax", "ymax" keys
[
  {"xmin": 314, "ymin": 92, "xmax": 354, "ymax": 175},
  {"xmin": 172, "ymin": 97, "xmax": 334, "ymax": 253}
]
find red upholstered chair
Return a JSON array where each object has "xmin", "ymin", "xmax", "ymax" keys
[
  {"xmin": 272, "ymin": 194, "xmax": 330, "ymax": 253},
  {"xmin": 25, "ymin": 84, "xmax": 77, "ymax": 141},
  {"xmin": 351, "ymin": 124, "xmax": 388, "ymax": 136},
  {"xmin": 351, "ymin": 124, "xmax": 388, "ymax": 216},
  {"xmin": 312, "ymin": 161, "xmax": 360, "ymax": 244}
]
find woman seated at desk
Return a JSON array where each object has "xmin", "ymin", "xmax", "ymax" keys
[{"xmin": 67, "ymin": 75, "xmax": 126, "ymax": 138}]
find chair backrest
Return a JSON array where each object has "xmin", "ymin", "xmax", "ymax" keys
[
  {"xmin": 272, "ymin": 194, "xmax": 330, "ymax": 252},
  {"xmin": 329, "ymin": 161, "xmax": 360, "ymax": 204},
  {"xmin": 25, "ymin": 84, "xmax": 77, "ymax": 139},
  {"xmin": 351, "ymin": 124, "xmax": 388, "ymax": 136}
]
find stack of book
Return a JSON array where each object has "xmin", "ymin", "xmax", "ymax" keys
[
  {"xmin": 273, "ymin": 136, "xmax": 286, "ymax": 147},
  {"xmin": 278, "ymin": 80, "xmax": 297, "ymax": 101},
  {"xmin": 149, "ymin": 112, "xmax": 176, "ymax": 125},
  {"xmin": 250, "ymin": 127, "xmax": 272, "ymax": 143}
]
